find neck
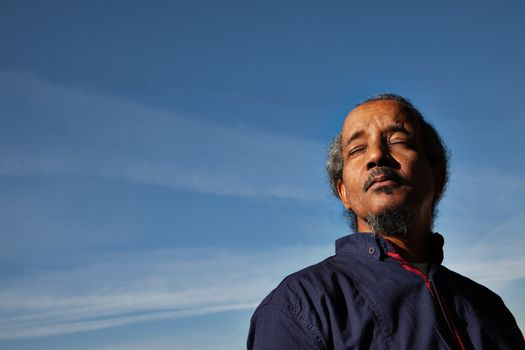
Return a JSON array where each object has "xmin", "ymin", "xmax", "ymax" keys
[
  {"xmin": 389, "ymin": 213, "xmax": 434, "ymax": 262},
  {"xmin": 356, "ymin": 206, "xmax": 434, "ymax": 262},
  {"xmin": 383, "ymin": 233, "xmax": 431, "ymax": 262}
]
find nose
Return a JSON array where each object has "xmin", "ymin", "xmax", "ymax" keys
[{"xmin": 366, "ymin": 140, "xmax": 393, "ymax": 170}]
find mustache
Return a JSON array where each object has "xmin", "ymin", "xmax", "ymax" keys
[{"xmin": 363, "ymin": 167, "xmax": 405, "ymax": 192}]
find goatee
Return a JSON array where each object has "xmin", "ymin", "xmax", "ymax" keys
[{"xmin": 365, "ymin": 206, "xmax": 412, "ymax": 238}]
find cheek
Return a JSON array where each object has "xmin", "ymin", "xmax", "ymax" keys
[
  {"xmin": 409, "ymin": 159, "xmax": 436, "ymax": 195},
  {"xmin": 415, "ymin": 156, "xmax": 434, "ymax": 177},
  {"xmin": 342, "ymin": 168, "xmax": 361, "ymax": 191},
  {"xmin": 402, "ymin": 152, "xmax": 428, "ymax": 175},
  {"xmin": 341, "ymin": 170, "xmax": 364, "ymax": 208}
]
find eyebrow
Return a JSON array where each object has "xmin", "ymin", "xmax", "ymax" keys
[
  {"xmin": 344, "ymin": 130, "xmax": 364, "ymax": 148},
  {"xmin": 343, "ymin": 124, "xmax": 411, "ymax": 147},
  {"xmin": 385, "ymin": 124, "xmax": 410, "ymax": 135}
]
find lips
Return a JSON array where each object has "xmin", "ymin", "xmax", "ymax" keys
[
  {"xmin": 363, "ymin": 167, "xmax": 404, "ymax": 192},
  {"xmin": 366, "ymin": 176, "xmax": 399, "ymax": 191}
]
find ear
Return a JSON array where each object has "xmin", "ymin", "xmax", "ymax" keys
[{"xmin": 337, "ymin": 179, "xmax": 352, "ymax": 209}]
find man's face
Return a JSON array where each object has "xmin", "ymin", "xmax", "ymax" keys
[{"xmin": 337, "ymin": 100, "xmax": 436, "ymax": 232}]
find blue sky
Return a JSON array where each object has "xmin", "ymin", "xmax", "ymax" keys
[{"xmin": 1, "ymin": 1, "xmax": 524, "ymax": 348}]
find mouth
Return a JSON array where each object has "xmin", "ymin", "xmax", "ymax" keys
[
  {"xmin": 364, "ymin": 170, "xmax": 403, "ymax": 192},
  {"xmin": 366, "ymin": 176, "xmax": 400, "ymax": 191}
]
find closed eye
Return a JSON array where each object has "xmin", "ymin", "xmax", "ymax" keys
[
  {"xmin": 389, "ymin": 136, "xmax": 413, "ymax": 146},
  {"xmin": 347, "ymin": 145, "xmax": 366, "ymax": 158},
  {"xmin": 389, "ymin": 140, "xmax": 408, "ymax": 144},
  {"xmin": 388, "ymin": 130, "xmax": 413, "ymax": 146}
]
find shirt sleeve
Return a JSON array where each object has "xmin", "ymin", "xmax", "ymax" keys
[{"xmin": 247, "ymin": 302, "xmax": 324, "ymax": 350}]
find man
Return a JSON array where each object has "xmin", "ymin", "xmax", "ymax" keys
[{"xmin": 247, "ymin": 94, "xmax": 524, "ymax": 349}]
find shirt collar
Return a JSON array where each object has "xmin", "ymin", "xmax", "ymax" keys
[{"xmin": 335, "ymin": 232, "xmax": 445, "ymax": 264}]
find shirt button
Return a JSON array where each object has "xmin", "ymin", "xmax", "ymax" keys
[{"xmin": 368, "ymin": 247, "xmax": 375, "ymax": 255}]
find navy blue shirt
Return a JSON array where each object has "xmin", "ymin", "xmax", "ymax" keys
[{"xmin": 247, "ymin": 233, "xmax": 525, "ymax": 349}]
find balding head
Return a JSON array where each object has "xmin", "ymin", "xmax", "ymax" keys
[{"xmin": 326, "ymin": 94, "xmax": 449, "ymax": 230}]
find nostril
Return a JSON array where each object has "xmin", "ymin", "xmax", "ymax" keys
[{"xmin": 366, "ymin": 161, "xmax": 377, "ymax": 170}]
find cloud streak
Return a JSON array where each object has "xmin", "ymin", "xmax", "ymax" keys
[
  {"xmin": 0, "ymin": 70, "xmax": 325, "ymax": 200},
  {"xmin": 445, "ymin": 210, "xmax": 525, "ymax": 290},
  {"xmin": 1, "ymin": 224, "xmax": 524, "ymax": 341},
  {"xmin": 1, "ymin": 70, "xmax": 524, "ymax": 342},
  {"xmin": 0, "ymin": 245, "xmax": 331, "ymax": 339}
]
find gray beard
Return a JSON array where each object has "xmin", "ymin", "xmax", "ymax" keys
[{"xmin": 365, "ymin": 206, "xmax": 412, "ymax": 238}]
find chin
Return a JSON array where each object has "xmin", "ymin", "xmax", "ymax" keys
[
  {"xmin": 370, "ymin": 196, "xmax": 408, "ymax": 211},
  {"xmin": 371, "ymin": 185, "xmax": 397, "ymax": 195}
]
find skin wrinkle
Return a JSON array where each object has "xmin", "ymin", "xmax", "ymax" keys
[
  {"xmin": 326, "ymin": 94, "xmax": 449, "ymax": 234},
  {"xmin": 338, "ymin": 102, "xmax": 434, "ymax": 228},
  {"xmin": 333, "ymin": 96, "xmax": 446, "ymax": 261}
]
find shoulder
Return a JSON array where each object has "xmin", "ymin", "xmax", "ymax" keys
[
  {"xmin": 436, "ymin": 265, "xmax": 503, "ymax": 302},
  {"xmin": 248, "ymin": 258, "xmax": 342, "ymax": 349},
  {"xmin": 250, "ymin": 254, "xmax": 363, "ymax": 331},
  {"xmin": 255, "ymin": 257, "xmax": 341, "ymax": 313},
  {"xmin": 437, "ymin": 265, "xmax": 522, "ymax": 329}
]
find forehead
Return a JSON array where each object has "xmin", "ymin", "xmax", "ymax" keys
[{"xmin": 341, "ymin": 100, "xmax": 420, "ymax": 140}]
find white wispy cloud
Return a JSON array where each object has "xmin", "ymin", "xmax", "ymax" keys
[
  {"xmin": 1, "ymin": 69, "xmax": 524, "ymax": 343},
  {"xmin": 0, "ymin": 69, "xmax": 331, "ymax": 340},
  {"xmin": 0, "ymin": 245, "xmax": 331, "ymax": 339},
  {"xmin": 0, "ymin": 70, "xmax": 325, "ymax": 200},
  {"xmin": 444, "ymin": 210, "xmax": 525, "ymax": 290},
  {"xmin": 2, "ymin": 219, "xmax": 524, "ymax": 341},
  {"xmin": 81, "ymin": 320, "xmax": 249, "ymax": 350},
  {"xmin": 437, "ymin": 163, "xmax": 525, "ymax": 295}
]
